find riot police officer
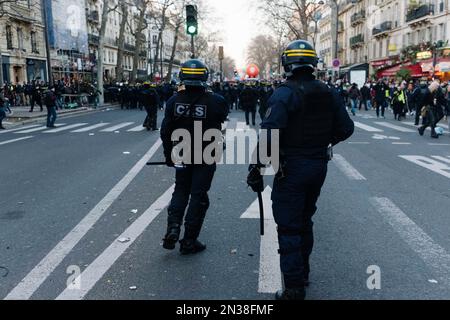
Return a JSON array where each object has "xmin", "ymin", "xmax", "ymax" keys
[
  {"xmin": 139, "ymin": 82, "xmax": 160, "ymax": 131},
  {"xmin": 247, "ymin": 40, "xmax": 354, "ymax": 300},
  {"xmin": 160, "ymin": 59, "xmax": 228, "ymax": 255},
  {"xmin": 240, "ymin": 82, "xmax": 258, "ymax": 126}
]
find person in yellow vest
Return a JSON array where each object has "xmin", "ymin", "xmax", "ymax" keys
[{"xmin": 392, "ymin": 84, "xmax": 406, "ymax": 121}]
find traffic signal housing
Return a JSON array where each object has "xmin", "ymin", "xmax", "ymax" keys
[{"xmin": 186, "ymin": 5, "xmax": 198, "ymax": 36}]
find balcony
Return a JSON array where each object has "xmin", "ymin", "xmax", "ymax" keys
[
  {"xmin": 406, "ymin": 4, "xmax": 434, "ymax": 23},
  {"xmin": 88, "ymin": 34, "xmax": 99, "ymax": 45},
  {"xmin": 124, "ymin": 43, "xmax": 136, "ymax": 52},
  {"xmin": 350, "ymin": 34, "xmax": 364, "ymax": 48},
  {"xmin": 8, "ymin": 3, "xmax": 35, "ymax": 24},
  {"xmin": 87, "ymin": 10, "xmax": 99, "ymax": 24},
  {"xmin": 351, "ymin": 10, "xmax": 366, "ymax": 26},
  {"xmin": 372, "ymin": 21, "xmax": 392, "ymax": 37}
]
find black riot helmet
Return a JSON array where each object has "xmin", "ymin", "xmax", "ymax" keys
[
  {"xmin": 179, "ymin": 59, "xmax": 209, "ymax": 87},
  {"xmin": 281, "ymin": 40, "xmax": 319, "ymax": 77}
]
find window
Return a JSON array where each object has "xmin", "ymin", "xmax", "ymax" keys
[
  {"xmin": 6, "ymin": 25, "xmax": 13, "ymax": 49},
  {"xmin": 17, "ymin": 28, "xmax": 24, "ymax": 50},
  {"xmin": 152, "ymin": 35, "xmax": 158, "ymax": 44},
  {"xmin": 31, "ymin": 31, "xmax": 38, "ymax": 53}
]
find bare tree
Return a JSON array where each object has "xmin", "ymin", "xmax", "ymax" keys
[
  {"xmin": 165, "ymin": 0, "xmax": 186, "ymax": 82},
  {"xmin": 150, "ymin": 0, "xmax": 174, "ymax": 81},
  {"xmin": 116, "ymin": 1, "xmax": 129, "ymax": 82},
  {"xmin": 259, "ymin": 0, "xmax": 321, "ymax": 40},
  {"xmin": 97, "ymin": 0, "xmax": 118, "ymax": 105},
  {"xmin": 247, "ymin": 35, "xmax": 279, "ymax": 78}
]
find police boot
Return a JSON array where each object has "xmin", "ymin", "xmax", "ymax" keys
[
  {"xmin": 179, "ymin": 239, "xmax": 206, "ymax": 255},
  {"xmin": 275, "ymin": 288, "xmax": 306, "ymax": 301},
  {"xmin": 163, "ymin": 224, "xmax": 181, "ymax": 250},
  {"xmin": 431, "ymin": 131, "xmax": 439, "ymax": 139}
]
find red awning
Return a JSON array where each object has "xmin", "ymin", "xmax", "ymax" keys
[{"xmin": 377, "ymin": 63, "xmax": 424, "ymax": 78}]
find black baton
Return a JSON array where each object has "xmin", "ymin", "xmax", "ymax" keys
[
  {"xmin": 146, "ymin": 162, "xmax": 167, "ymax": 166},
  {"xmin": 258, "ymin": 191, "xmax": 265, "ymax": 236}
]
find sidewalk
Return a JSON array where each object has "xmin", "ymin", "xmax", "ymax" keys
[{"xmin": 5, "ymin": 103, "xmax": 120, "ymax": 125}]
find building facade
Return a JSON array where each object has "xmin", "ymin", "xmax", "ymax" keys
[
  {"xmin": 0, "ymin": 0, "xmax": 48, "ymax": 84},
  {"xmin": 316, "ymin": 0, "xmax": 450, "ymax": 80}
]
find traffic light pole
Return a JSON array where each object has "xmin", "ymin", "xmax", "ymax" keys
[{"xmin": 191, "ymin": 35, "xmax": 195, "ymax": 59}]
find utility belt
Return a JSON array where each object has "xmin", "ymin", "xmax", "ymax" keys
[{"xmin": 276, "ymin": 145, "xmax": 333, "ymax": 181}]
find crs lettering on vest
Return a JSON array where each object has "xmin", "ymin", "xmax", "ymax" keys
[{"xmin": 175, "ymin": 103, "xmax": 207, "ymax": 119}]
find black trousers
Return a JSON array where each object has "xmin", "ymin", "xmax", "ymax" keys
[
  {"xmin": 167, "ymin": 164, "xmax": 216, "ymax": 241},
  {"xmin": 245, "ymin": 106, "xmax": 256, "ymax": 125},
  {"xmin": 272, "ymin": 157, "xmax": 328, "ymax": 289},
  {"xmin": 144, "ymin": 105, "xmax": 158, "ymax": 130}
]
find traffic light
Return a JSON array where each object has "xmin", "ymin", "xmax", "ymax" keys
[{"xmin": 186, "ymin": 5, "xmax": 198, "ymax": 36}]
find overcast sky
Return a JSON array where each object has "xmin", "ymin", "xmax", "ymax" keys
[{"xmin": 207, "ymin": 0, "xmax": 262, "ymax": 70}]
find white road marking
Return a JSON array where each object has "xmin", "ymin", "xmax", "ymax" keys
[
  {"xmin": 354, "ymin": 122, "xmax": 384, "ymax": 132},
  {"xmin": 56, "ymin": 185, "xmax": 175, "ymax": 300},
  {"xmin": 0, "ymin": 124, "xmax": 40, "ymax": 134},
  {"xmin": 4, "ymin": 139, "xmax": 163, "ymax": 300},
  {"xmin": 429, "ymin": 143, "xmax": 450, "ymax": 146},
  {"xmin": 392, "ymin": 142, "xmax": 412, "ymax": 145},
  {"xmin": 400, "ymin": 155, "xmax": 450, "ymax": 179},
  {"xmin": 0, "ymin": 136, "xmax": 33, "ymax": 146},
  {"xmin": 236, "ymin": 122, "xmax": 250, "ymax": 131},
  {"xmin": 127, "ymin": 125, "xmax": 146, "ymax": 132},
  {"xmin": 372, "ymin": 134, "xmax": 400, "ymax": 140},
  {"xmin": 44, "ymin": 123, "xmax": 89, "ymax": 133},
  {"xmin": 240, "ymin": 187, "xmax": 282, "ymax": 294},
  {"xmin": 15, "ymin": 124, "xmax": 66, "ymax": 134},
  {"xmin": 370, "ymin": 197, "xmax": 450, "ymax": 287},
  {"xmin": 348, "ymin": 142, "xmax": 370, "ymax": 145},
  {"xmin": 432, "ymin": 156, "xmax": 450, "ymax": 165},
  {"xmin": 71, "ymin": 123, "xmax": 110, "ymax": 133},
  {"xmin": 375, "ymin": 122, "xmax": 416, "ymax": 133},
  {"xmin": 333, "ymin": 154, "xmax": 366, "ymax": 181},
  {"xmin": 101, "ymin": 122, "xmax": 135, "ymax": 132}
]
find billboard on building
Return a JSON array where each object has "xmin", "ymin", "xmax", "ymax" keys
[{"xmin": 44, "ymin": 0, "xmax": 88, "ymax": 53}]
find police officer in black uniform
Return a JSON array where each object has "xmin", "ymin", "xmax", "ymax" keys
[
  {"xmin": 240, "ymin": 82, "xmax": 258, "ymax": 126},
  {"xmin": 247, "ymin": 40, "xmax": 354, "ymax": 300},
  {"xmin": 139, "ymin": 82, "xmax": 160, "ymax": 131},
  {"xmin": 161, "ymin": 59, "xmax": 228, "ymax": 255}
]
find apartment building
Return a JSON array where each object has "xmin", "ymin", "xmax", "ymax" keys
[
  {"xmin": 0, "ymin": 0, "xmax": 48, "ymax": 84},
  {"xmin": 316, "ymin": 0, "xmax": 450, "ymax": 80},
  {"xmin": 86, "ymin": 0, "xmax": 147, "ymax": 82}
]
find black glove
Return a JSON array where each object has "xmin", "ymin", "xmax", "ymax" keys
[
  {"xmin": 164, "ymin": 153, "xmax": 175, "ymax": 168},
  {"xmin": 247, "ymin": 165, "xmax": 264, "ymax": 193}
]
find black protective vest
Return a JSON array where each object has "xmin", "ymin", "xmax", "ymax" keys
[{"xmin": 280, "ymin": 80, "xmax": 334, "ymax": 158}]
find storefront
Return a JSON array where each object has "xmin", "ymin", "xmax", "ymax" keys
[
  {"xmin": 420, "ymin": 57, "xmax": 450, "ymax": 81},
  {"xmin": 376, "ymin": 63, "xmax": 424, "ymax": 79}
]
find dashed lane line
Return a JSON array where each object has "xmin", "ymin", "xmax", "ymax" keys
[
  {"xmin": 4, "ymin": 139, "xmax": 163, "ymax": 300},
  {"xmin": 0, "ymin": 136, "xmax": 34, "ymax": 146},
  {"xmin": 56, "ymin": 185, "xmax": 175, "ymax": 300}
]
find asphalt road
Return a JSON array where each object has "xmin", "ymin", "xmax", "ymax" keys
[{"xmin": 1, "ymin": 107, "xmax": 450, "ymax": 300}]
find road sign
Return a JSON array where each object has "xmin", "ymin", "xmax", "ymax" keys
[{"xmin": 332, "ymin": 58, "xmax": 340, "ymax": 70}]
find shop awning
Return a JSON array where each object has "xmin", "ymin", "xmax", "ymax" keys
[{"xmin": 377, "ymin": 63, "xmax": 424, "ymax": 78}]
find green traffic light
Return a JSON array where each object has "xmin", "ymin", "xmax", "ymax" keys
[{"xmin": 188, "ymin": 25, "xmax": 197, "ymax": 35}]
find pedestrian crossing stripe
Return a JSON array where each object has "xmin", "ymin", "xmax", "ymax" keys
[
  {"xmin": 100, "ymin": 122, "xmax": 135, "ymax": 132},
  {"xmin": 44, "ymin": 123, "xmax": 88, "ymax": 133},
  {"xmin": 72, "ymin": 123, "xmax": 110, "ymax": 133},
  {"xmin": 400, "ymin": 155, "xmax": 450, "ymax": 179}
]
